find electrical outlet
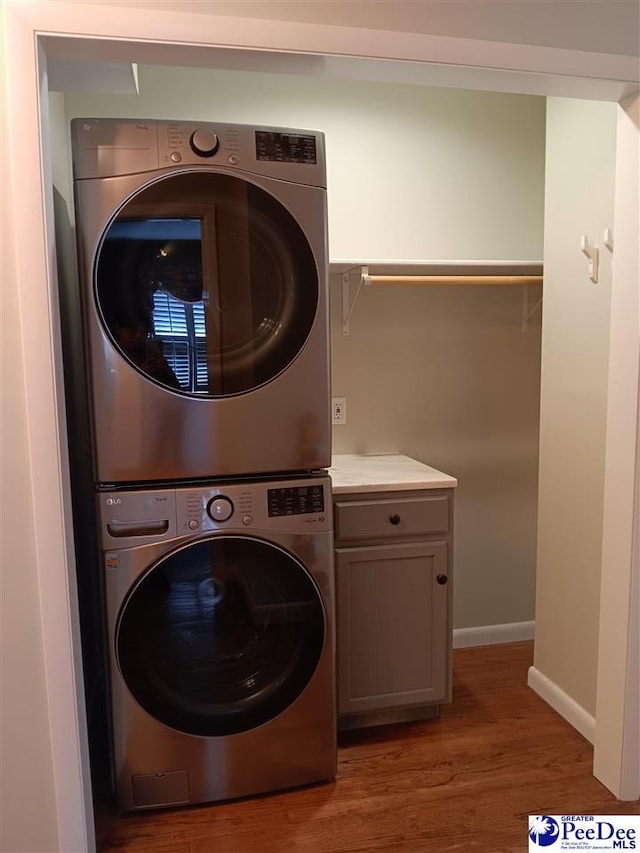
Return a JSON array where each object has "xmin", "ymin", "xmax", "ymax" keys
[{"xmin": 332, "ymin": 397, "xmax": 347, "ymax": 425}]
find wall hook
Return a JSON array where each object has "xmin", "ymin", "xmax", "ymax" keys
[
  {"xmin": 580, "ymin": 235, "xmax": 599, "ymax": 283},
  {"xmin": 603, "ymin": 228, "xmax": 614, "ymax": 252}
]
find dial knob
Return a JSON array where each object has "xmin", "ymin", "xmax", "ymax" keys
[
  {"xmin": 207, "ymin": 495, "xmax": 234, "ymax": 522},
  {"xmin": 190, "ymin": 128, "xmax": 219, "ymax": 157}
]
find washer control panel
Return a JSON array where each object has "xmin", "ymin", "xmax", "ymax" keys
[
  {"xmin": 176, "ymin": 476, "xmax": 331, "ymax": 536},
  {"xmin": 267, "ymin": 484, "xmax": 325, "ymax": 517},
  {"xmin": 98, "ymin": 476, "xmax": 331, "ymax": 547}
]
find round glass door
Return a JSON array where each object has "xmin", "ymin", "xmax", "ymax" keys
[
  {"xmin": 95, "ymin": 171, "xmax": 319, "ymax": 396},
  {"xmin": 116, "ymin": 537, "xmax": 325, "ymax": 736}
]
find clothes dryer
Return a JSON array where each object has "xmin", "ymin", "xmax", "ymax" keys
[
  {"xmin": 98, "ymin": 474, "xmax": 335, "ymax": 811},
  {"xmin": 72, "ymin": 118, "xmax": 330, "ymax": 485}
]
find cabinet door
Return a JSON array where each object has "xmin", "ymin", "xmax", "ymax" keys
[{"xmin": 336, "ymin": 541, "xmax": 449, "ymax": 717}]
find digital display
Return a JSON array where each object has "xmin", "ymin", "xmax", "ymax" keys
[
  {"xmin": 255, "ymin": 132, "xmax": 317, "ymax": 164},
  {"xmin": 268, "ymin": 485, "xmax": 325, "ymax": 517}
]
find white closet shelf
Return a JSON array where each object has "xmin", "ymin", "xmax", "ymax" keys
[
  {"xmin": 332, "ymin": 259, "xmax": 544, "ymax": 334},
  {"xmin": 330, "ymin": 258, "xmax": 543, "ymax": 277},
  {"xmin": 363, "ymin": 273, "xmax": 542, "ymax": 285}
]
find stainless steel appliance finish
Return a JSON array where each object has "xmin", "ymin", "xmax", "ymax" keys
[
  {"xmin": 98, "ymin": 475, "xmax": 336, "ymax": 812},
  {"xmin": 72, "ymin": 117, "xmax": 330, "ymax": 485}
]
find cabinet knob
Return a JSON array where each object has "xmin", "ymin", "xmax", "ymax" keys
[
  {"xmin": 389, "ymin": 513, "xmax": 401, "ymax": 525},
  {"xmin": 436, "ymin": 574, "xmax": 448, "ymax": 585}
]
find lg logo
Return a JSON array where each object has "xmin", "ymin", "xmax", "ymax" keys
[{"xmin": 105, "ymin": 497, "xmax": 122, "ymax": 506}]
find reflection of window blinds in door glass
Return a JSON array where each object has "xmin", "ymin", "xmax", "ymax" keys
[
  {"xmin": 165, "ymin": 341, "xmax": 191, "ymax": 389},
  {"xmin": 192, "ymin": 303, "xmax": 206, "ymax": 337},
  {"xmin": 152, "ymin": 292, "xmax": 208, "ymax": 392},
  {"xmin": 152, "ymin": 291, "xmax": 188, "ymax": 336},
  {"xmin": 193, "ymin": 304, "xmax": 208, "ymax": 392},
  {"xmin": 195, "ymin": 340, "xmax": 208, "ymax": 390}
]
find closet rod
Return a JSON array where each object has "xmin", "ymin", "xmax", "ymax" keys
[{"xmin": 364, "ymin": 274, "xmax": 543, "ymax": 286}]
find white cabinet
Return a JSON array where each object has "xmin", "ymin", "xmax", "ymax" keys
[{"xmin": 334, "ymin": 487, "xmax": 454, "ymax": 730}]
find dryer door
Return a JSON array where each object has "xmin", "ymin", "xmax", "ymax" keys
[
  {"xmin": 95, "ymin": 171, "xmax": 318, "ymax": 396},
  {"xmin": 115, "ymin": 536, "xmax": 325, "ymax": 736}
]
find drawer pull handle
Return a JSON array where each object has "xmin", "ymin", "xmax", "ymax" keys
[
  {"xmin": 436, "ymin": 574, "xmax": 448, "ymax": 585},
  {"xmin": 389, "ymin": 513, "xmax": 401, "ymax": 525},
  {"xmin": 107, "ymin": 519, "xmax": 169, "ymax": 538}
]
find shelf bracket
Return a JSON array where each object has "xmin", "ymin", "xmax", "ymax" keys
[
  {"xmin": 522, "ymin": 284, "xmax": 542, "ymax": 333},
  {"xmin": 342, "ymin": 265, "xmax": 369, "ymax": 335},
  {"xmin": 580, "ymin": 235, "xmax": 600, "ymax": 283}
]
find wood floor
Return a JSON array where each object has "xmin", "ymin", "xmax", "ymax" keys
[{"xmin": 94, "ymin": 642, "xmax": 639, "ymax": 853}]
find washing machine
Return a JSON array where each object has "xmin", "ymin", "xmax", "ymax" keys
[
  {"xmin": 97, "ymin": 474, "xmax": 336, "ymax": 812},
  {"xmin": 71, "ymin": 117, "xmax": 330, "ymax": 485}
]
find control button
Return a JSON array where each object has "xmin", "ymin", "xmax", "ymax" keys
[
  {"xmin": 207, "ymin": 495, "xmax": 234, "ymax": 522},
  {"xmin": 228, "ymin": 154, "xmax": 240, "ymax": 165},
  {"xmin": 170, "ymin": 151, "xmax": 182, "ymax": 163},
  {"xmin": 242, "ymin": 515, "xmax": 253, "ymax": 526},
  {"xmin": 190, "ymin": 128, "xmax": 219, "ymax": 157},
  {"xmin": 187, "ymin": 519, "xmax": 199, "ymax": 530}
]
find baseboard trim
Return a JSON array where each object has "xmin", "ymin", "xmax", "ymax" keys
[
  {"xmin": 453, "ymin": 620, "xmax": 535, "ymax": 649},
  {"xmin": 527, "ymin": 665, "xmax": 596, "ymax": 744}
]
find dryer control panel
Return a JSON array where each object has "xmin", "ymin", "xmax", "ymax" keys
[{"xmin": 71, "ymin": 118, "xmax": 326, "ymax": 187}]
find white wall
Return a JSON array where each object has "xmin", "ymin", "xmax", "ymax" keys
[
  {"xmin": 61, "ymin": 67, "xmax": 546, "ymax": 632},
  {"xmin": 594, "ymin": 91, "xmax": 640, "ymax": 798},
  {"xmin": 1, "ymin": 27, "xmax": 60, "ymax": 853},
  {"xmin": 0, "ymin": 214, "xmax": 59, "ymax": 853},
  {"xmin": 533, "ymin": 98, "xmax": 618, "ymax": 720},
  {"xmin": 50, "ymin": 91, "xmax": 75, "ymax": 206},
  {"xmin": 331, "ymin": 281, "xmax": 543, "ymax": 629},
  {"xmin": 1, "ymin": 12, "xmax": 95, "ymax": 846},
  {"xmin": 64, "ymin": 65, "xmax": 545, "ymax": 261}
]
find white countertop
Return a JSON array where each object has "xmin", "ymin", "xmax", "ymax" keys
[{"xmin": 329, "ymin": 453, "xmax": 458, "ymax": 494}]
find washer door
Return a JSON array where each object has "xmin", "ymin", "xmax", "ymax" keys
[
  {"xmin": 116, "ymin": 537, "xmax": 325, "ymax": 736},
  {"xmin": 95, "ymin": 171, "xmax": 318, "ymax": 396}
]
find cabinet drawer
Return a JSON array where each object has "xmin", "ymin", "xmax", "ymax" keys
[{"xmin": 335, "ymin": 494, "xmax": 449, "ymax": 542}]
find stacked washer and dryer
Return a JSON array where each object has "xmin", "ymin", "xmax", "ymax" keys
[{"xmin": 70, "ymin": 118, "xmax": 335, "ymax": 812}]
